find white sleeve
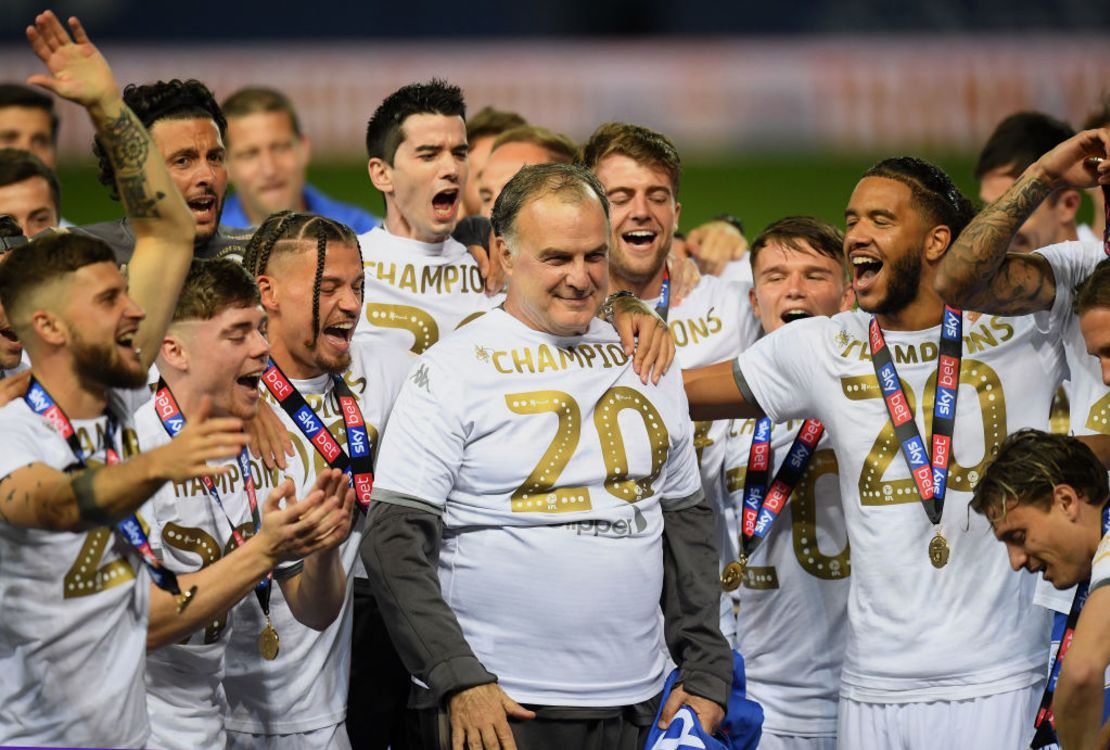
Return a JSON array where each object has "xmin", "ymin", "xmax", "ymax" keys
[
  {"xmin": 1034, "ymin": 241, "xmax": 1105, "ymax": 336},
  {"xmin": 0, "ymin": 406, "xmax": 53, "ymax": 481},
  {"xmin": 733, "ymin": 316, "xmax": 825, "ymax": 423},
  {"xmin": 1092, "ymin": 531, "xmax": 1110, "ymax": 594},
  {"xmin": 370, "ymin": 356, "xmax": 465, "ymax": 514}
]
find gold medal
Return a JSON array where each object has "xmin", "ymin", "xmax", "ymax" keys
[
  {"xmin": 720, "ymin": 556, "xmax": 747, "ymax": 592},
  {"xmin": 928, "ymin": 529, "xmax": 950, "ymax": 569},
  {"xmin": 175, "ymin": 585, "xmax": 197, "ymax": 614},
  {"xmin": 259, "ymin": 618, "xmax": 280, "ymax": 661}
]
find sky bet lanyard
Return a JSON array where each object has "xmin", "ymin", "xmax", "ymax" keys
[
  {"xmin": 260, "ymin": 359, "xmax": 374, "ymax": 512},
  {"xmin": 720, "ymin": 417, "xmax": 824, "ymax": 592},
  {"xmin": 1104, "ymin": 184, "xmax": 1110, "ymax": 257},
  {"xmin": 868, "ymin": 305, "xmax": 962, "ymax": 569},
  {"xmin": 152, "ymin": 380, "xmax": 280, "ymax": 658},
  {"xmin": 24, "ymin": 377, "xmax": 196, "ymax": 612},
  {"xmin": 1028, "ymin": 504, "xmax": 1110, "ymax": 749}
]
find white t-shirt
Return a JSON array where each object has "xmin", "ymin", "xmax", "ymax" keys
[
  {"xmin": 719, "ymin": 419, "xmax": 849, "ymax": 735},
  {"xmin": 736, "ymin": 308, "xmax": 1066, "ymax": 702},
  {"xmin": 356, "ymin": 226, "xmax": 502, "ymax": 354},
  {"xmin": 222, "ymin": 342, "xmax": 411, "ymax": 736},
  {"xmin": 718, "ymin": 256, "xmax": 753, "ymax": 286},
  {"xmin": 135, "ymin": 396, "xmax": 302, "ymax": 750},
  {"xmin": 1034, "ymin": 241, "xmax": 1108, "ymax": 614},
  {"xmin": 0, "ymin": 388, "xmax": 151, "ymax": 748},
  {"xmin": 372, "ymin": 308, "xmax": 704, "ymax": 707},
  {"xmin": 660, "ymin": 274, "xmax": 761, "ymax": 500}
]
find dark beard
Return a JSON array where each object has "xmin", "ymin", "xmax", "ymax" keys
[
  {"xmin": 71, "ymin": 330, "xmax": 145, "ymax": 389},
  {"xmin": 861, "ymin": 241, "xmax": 924, "ymax": 318}
]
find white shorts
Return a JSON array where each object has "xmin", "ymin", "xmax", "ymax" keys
[
  {"xmin": 226, "ymin": 721, "xmax": 351, "ymax": 750},
  {"xmin": 758, "ymin": 733, "xmax": 837, "ymax": 750},
  {"xmin": 837, "ymin": 684, "xmax": 1042, "ymax": 750}
]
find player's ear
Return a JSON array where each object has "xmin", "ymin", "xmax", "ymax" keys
[
  {"xmin": 29, "ymin": 309, "xmax": 65, "ymax": 347},
  {"xmin": 748, "ymin": 285, "xmax": 761, "ymax": 322},
  {"xmin": 158, "ymin": 332, "xmax": 188, "ymax": 373},
  {"xmin": 256, "ymin": 275, "xmax": 279, "ymax": 312},
  {"xmin": 924, "ymin": 225, "xmax": 951, "ymax": 262},
  {"xmin": 497, "ymin": 236, "xmax": 515, "ymax": 277},
  {"xmin": 368, "ymin": 158, "xmax": 392, "ymax": 194}
]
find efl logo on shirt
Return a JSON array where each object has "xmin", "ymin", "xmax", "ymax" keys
[
  {"xmin": 886, "ymin": 391, "xmax": 912, "ymax": 426},
  {"xmin": 264, "ymin": 369, "xmax": 293, "ymax": 400},
  {"xmin": 938, "ymin": 355, "xmax": 959, "ymax": 390}
]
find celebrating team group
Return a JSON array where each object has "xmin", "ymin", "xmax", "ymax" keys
[{"xmin": 1, "ymin": 10, "xmax": 1109, "ymax": 750}]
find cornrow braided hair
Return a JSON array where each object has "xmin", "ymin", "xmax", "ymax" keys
[{"xmin": 241, "ymin": 210, "xmax": 361, "ymax": 346}]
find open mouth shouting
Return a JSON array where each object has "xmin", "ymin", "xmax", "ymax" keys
[
  {"xmin": 115, "ymin": 327, "xmax": 141, "ymax": 362},
  {"xmin": 320, "ymin": 320, "xmax": 355, "ymax": 353},
  {"xmin": 186, "ymin": 192, "xmax": 220, "ymax": 227},
  {"xmin": 431, "ymin": 188, "xmax": 459, "ymax": 223},
  {"xmin": 850, "ymin": 252, "xmax": 883, "ymax": 294},
  {"xmin": 780, "ymin": 308, "xmax": 813, "ymax": 324},
  {"xmin": 235, "ymin": 369, "xmax": 263, "ymax": 400}
]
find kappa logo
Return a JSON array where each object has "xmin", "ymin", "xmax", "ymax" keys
[
  {"xmin": 474, "ymin": 345, "xmax": 492, "ymax": 363},
  {"xmin": 411, "ymin": 364, "xmax": 431, "ymax": 392}
]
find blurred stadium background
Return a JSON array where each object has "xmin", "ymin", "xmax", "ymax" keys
[{"xmin": 1, "ymin": 0, "xmax": 1108, "ymax": 231}]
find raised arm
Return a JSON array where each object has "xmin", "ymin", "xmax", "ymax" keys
[
  {"xmin": 935, "ymin": 128, "xmax": 1110, "ymax": 315},
  {"xmin": 0, "ymin": 409, "xmax": 248, "ymax": 532},
  {"xmin": 26, "ymin": 12, "xmax": 194, "ymax": 370}
]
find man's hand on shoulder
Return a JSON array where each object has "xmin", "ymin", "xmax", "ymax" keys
[{"xmin": 448, "ymin": 682, "xmax": 535, "ymax": 750}]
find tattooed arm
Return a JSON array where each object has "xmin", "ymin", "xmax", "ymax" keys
[
  {"xmin": 935, "ymin": 128, "xmax": 1110, "ymax": 315},
  {"xmin": 26, "ymin": 12, "xmax": 194, "ymax": 370},
  {"xmin": 0, "ymin": 407, "xmax": 249, "ymax": 532}
]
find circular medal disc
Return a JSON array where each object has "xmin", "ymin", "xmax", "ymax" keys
[
  {"xmin": 720, "ymin": 560, "xmax": 745, "ymax": 592},
  {"xmin": 259, "ymin": 625, "xmax": 280, "ymax": 661},
  {"xmin": 928, "ymin": 533, "xmax": 950, "ymax": 569}
]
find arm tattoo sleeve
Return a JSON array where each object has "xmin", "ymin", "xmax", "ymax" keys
[
  {"xmin": 70, "ymin": 468, "xmax": 114, "ymax": 526},
  {"xmin": 101, "ymin": 109, "xmax": 163, "ymax": 219}
]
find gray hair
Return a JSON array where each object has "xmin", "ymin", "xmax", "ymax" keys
[{"xmin": 490, "ymin": 162, "xmax": 609, "ymax": 252}]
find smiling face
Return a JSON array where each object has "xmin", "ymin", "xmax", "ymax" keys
[
  {"xmin": 261, "ymin": 239, "xmax": 364, "ymax": 378},
  {"xmin": 60, "ymin": 261, "xmax": 147, "ymax": 388},
  {"xmin": 844, "ymin": 176, "xmax": 931, "ymax": 317},
  {"xmin": 226, "ymin": 111, "xmax": 309, "ymax": 224},
  {"xmin": 749, "ymin": 238, "xmax": 853, "ymax": 335},
  {"xmin": 371, "ymin": 113, "xmax": 468, "ymax": 243},
  {"xmin": 594, "ymin": 153, "xmax": 679, "ymax": 289},
  {"xmin": 151, "ymin": 117, "xmax": 228, "ymax": 243},
  {"xmin": 501, "ymin": 191, "xmax": 610, "ymax": 337},
  {"xmin": 989, "ymin": 491, "xmax": 1095, "ymax": 589},
  {"xmin": 167, "ymin": 304, "xmax": 269, "ymax": 419}
]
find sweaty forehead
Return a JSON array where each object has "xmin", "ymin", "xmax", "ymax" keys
[
  {"xmin": 848, "ymin": 176, "xmax": 913, "ymax": 214},
  {"xmin": 150, "ymin": 117, "xmax": 224, "ymax": 153}
]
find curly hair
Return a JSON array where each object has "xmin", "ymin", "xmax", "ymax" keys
[
  {"xmin": 241, "ymin": 211, "xmax": 359, "ymax": 345},
  {"xmin": 93, "ymin": 79, "xmax": 226, "ymax": 200}
]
